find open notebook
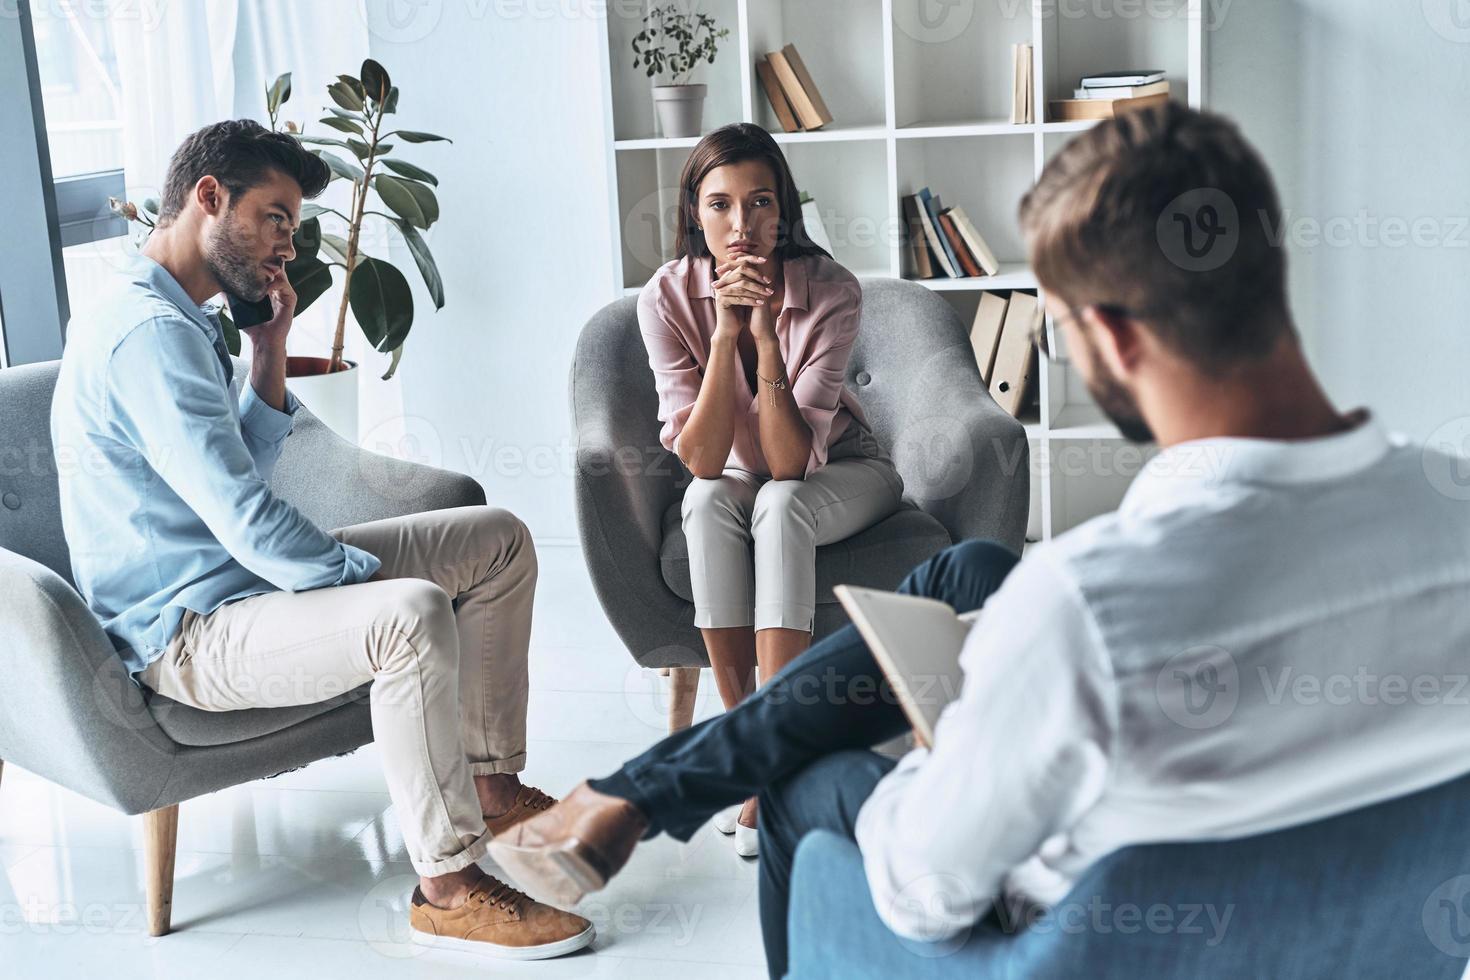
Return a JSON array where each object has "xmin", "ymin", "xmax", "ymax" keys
[{"xmin": 832, "ymin": 585, "xmax": 983, "ymax": 748}]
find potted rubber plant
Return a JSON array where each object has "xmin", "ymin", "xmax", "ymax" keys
[
  {"xmin": 111, "ymin": 59, "xmax": 449, "ymax": 441},
  {"xmin": 631, "ymin": 4, "xmax": 729, "ymax": 138}
]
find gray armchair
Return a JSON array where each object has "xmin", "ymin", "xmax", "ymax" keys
[
  {"xmin": 0, "ymin": 356, "xmax": 486, "ymax": 936},
  {"xmin": 571, "ymin": 277, "xmax": 1029, "ymax": 728}
]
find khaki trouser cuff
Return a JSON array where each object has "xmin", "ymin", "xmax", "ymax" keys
[
  {"xmin": 412, "ymin": 827, "xmax": 493, "ymax": 877},
  {"xmin": 470, "ymin": 754, "xmax": 527, "ymax": 777}
]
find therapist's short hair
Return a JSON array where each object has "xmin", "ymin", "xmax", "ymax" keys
[
  {"xmin": 1019, "ymin": 102, "xmax": 1292, "ymax": 371},
  {"xmin": 157, "ymin": 119, "xmax": 330, "ymax": 226}
]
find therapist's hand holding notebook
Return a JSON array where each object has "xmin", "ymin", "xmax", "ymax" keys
[{"xmin": 833, "ymin": 584, "xmax": 984, "ymax": 748}]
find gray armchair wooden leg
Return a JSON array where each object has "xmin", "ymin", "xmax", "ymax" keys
[
  {"xmin": 664, "ymin": 667, "xmax": 701, "ymax": 733},
  {"xmin": 143, "ymin": 804, "xmax": 179, "ymax": 937}
]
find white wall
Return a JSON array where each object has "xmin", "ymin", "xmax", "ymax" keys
[
  {"xmin": 361, "ymin": 1, "xmax": 616, "ymax": 542},
  {"xmin": 1208, "ymin": 0, "xmax": 1470, "ymax": 440}
]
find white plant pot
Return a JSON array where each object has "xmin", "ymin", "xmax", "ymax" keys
[
  {"xmin": 653, "ymin": 83, "xmax": 707, "ymax": 138},
  {"xmin": 286, "ymin": 356, "xmax": 359, "ymax": 444}
]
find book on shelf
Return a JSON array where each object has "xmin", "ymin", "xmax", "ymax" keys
[
  {"xmin": 900, "ymin": 195, "xmax": 935, "ymax": 278},
  {"xmin": 970, "ymin": 291, "xmax": 1010, "ymax": 384},
  {"xmin": 1074, "ymin": 79, "xmax": 1169, "ymax": 100},
  {"xmin": 1048, "ymin": 91, "xmax": 1169, "ymax": 122},
  {"xmin": 938, "ymin": 212, "xmax": 982, "ymax": 277},
  {"xmin": 917, "ymin": 188, "xmax": 962, "ymax": 278},
  {"xmin": 988, "ymin": 290, "xmax": 1042, "ymax": 417},
  {"xmin": 756, "ymin": 56, "xmax": 802, "ymax": 133},
  {"xmin": 945, "ymin": 206, "xmax": 1000, "ymax": 277},
  {"xmin": 906, "ymin": 189, "xmax": 957, "ymax": 278},
  {"xmin": 1010, "ymin": 43, "xmax": 1034, "ymax": 124},
  {"xmin": 1080, "ymin": 70, "xmax": 1165, "ymax": 88},
  {"xmin": 767, "ymin": 44, "xmax": 832, "ymax": 131}
]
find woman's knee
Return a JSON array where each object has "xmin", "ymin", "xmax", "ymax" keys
[
  {"xmin": 682, "ymin": 476, "xmax": 749, "ymax": 523},
  {"xmin": 752, "ymin": 479, "xmax": 812, "ymax": 527}
]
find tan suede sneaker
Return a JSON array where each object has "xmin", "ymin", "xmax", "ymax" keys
[
  {"xmin": 484, "ymin": 785, "xmax": 558, "ymax": 837},
  {"xmin": 488, "ymin": 780, "xmax": 649, "ymax": 907},
  {"xmin": 409, "ymin": 875, "xmax": 594, "ymax": 960}
]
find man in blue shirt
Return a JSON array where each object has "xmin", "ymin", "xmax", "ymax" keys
[{"xmin": 51, "ymin": 119, "xmax": 592, "ymax": 959}]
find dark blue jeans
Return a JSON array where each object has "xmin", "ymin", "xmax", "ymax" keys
[{"xmin": 589, "ymin": 539, "xmax": 1021, "ymax": 978}]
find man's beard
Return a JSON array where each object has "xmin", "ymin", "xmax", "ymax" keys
[
  {"xmin": 1079, "ymin": 335, "xmax": 1155, "ymax": 444},
  {"xmin": 203, "ymin": 209, "xmax": 268, "ymax": 301}
]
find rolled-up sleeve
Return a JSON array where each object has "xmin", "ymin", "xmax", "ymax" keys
[
  {"xmin": 238, "ymin": 379, "xmax": 300, "ymax": 483},
  {"xmin": 792, "ymin": 282, "xmax": 861, "ymax": 477},
  {"xmin": 107, "ymin": 317, "xmax": 381, "ymax": 591},
  {"xmin": 638, "ymin": 282, "xmax": 702, "ymax": 459}
]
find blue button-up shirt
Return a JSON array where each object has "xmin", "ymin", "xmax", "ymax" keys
[{"xmin": 50, "ymin": 255, "xmax": 382, "ymax": 680}]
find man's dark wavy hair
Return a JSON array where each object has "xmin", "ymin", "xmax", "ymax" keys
[{"xmin": 157, "ymin": 119, "xmax": 330, "ymax": 225}]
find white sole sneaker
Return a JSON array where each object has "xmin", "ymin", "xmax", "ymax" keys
[
  {"xmin": 410, "ymin": 921, "xmax": 595, "ymax": 960},
  {"xmin": 712, "ymin": 804, "xmax": 740, "ymax": 835},
  {"xmin": 734, "ymin": 821, "xmax": 758, "ymax": 858}
]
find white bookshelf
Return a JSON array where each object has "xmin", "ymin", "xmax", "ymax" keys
[{"xmin": 600, "ymin": 0, "xmax": 1206, "ymax": 540}]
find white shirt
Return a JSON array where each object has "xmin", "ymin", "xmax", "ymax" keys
[{"xmin": 854, "ymin": 411, "xmax": 1470, "ymax": 941}]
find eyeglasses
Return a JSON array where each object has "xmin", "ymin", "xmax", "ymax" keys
[{"xmin": 1034, "ymin": 302, "xmax": 1150, "ymax": 361}]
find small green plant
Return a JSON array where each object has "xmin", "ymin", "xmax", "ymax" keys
[
  {"xmin": 111, "ymin": 59, "xmax": 449, "ymax": 380},
  {"xmin": 630, "ymin": 4, "xmax": 729, "ymax": 84}
]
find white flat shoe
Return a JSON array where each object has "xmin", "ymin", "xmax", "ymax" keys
[
  {"xmin": 734, "ymin": 820, "xmax": 758, "ymax": 858},
  {"xmin": 712, "ymin": 804, "xmax": 740, "ymax": 835}
]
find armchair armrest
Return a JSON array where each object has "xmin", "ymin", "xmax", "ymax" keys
[
  {"xmin": 787, "ymin": 829, "xmax": 1014, "ymax": 978},
  {"xmin": 268, "ymin": 403, "xmax": 486, "ymax": 530},
  {"xmin": 883, "ymin": 342, "xmax": 1029, "ymax": 551},
  {"xmin": 570, "ymin": 298, "xmax": 705, "ymax": 668}
]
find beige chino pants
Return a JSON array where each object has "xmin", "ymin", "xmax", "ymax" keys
[{"xmin": 139, "ymin": 505, "xmax": 535, "ymax": 876}]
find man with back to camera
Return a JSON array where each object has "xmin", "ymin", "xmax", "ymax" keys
[
  {"xmin": 486, "ymin": 102, "xmax": 1470, "ymax": 975},
  {"xmin": 50, "ymin": 119, "xmax": 594, "ymax": 959}
]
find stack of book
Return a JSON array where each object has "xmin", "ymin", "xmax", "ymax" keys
[
  {"xmin": 901, "ymin": 187, "xmax": 1000, "ymax": 280},
  {"xmin": 756, "ymin": 44, "xmax": 832, "ymax": 132},
  {"xmin": 1010, "ymin": 43, "xmax": 1034, "ymax": 125},
  {"xmin": 970, "ymin": 290, "xmax": 1042, "ymax": 419},
  {"xmin": 1049, "ymin": 70, "xmax": 1170, "ymax": 122}
]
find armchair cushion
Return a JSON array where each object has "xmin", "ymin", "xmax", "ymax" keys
[
  {"xmin": 144, "ymin": 684, "xmax": 372, "ymax": 747},
  {"xmin": 658, "ymin": 501, "xmax": 952, "ymax": 605}
]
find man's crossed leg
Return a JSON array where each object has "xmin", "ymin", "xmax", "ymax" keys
[
  {"xmin": 489, "ymin": 538, "xmax": 1020, "ymax": 976},
  {"xmin": 140, "ymin": 504, "xmax": 595, "ymax": 959}
]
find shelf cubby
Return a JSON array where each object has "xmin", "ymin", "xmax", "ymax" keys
[
  {"xmin": 1038, "ymin": 0, "xmax": 1195, "ymax": 122},
  {"xmin": 746, "ymin": 0, "xmax": 887, "ymax": 132},
  {"xmin": 891, "ymin": 0, "xmax": 1033, "ymax": 129}
]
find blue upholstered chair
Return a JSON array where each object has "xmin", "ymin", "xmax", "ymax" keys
[{"xmin": 786, "ymin": 771, "xmax": 1470, "ymax": 979}]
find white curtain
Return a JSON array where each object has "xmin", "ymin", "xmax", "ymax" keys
[
  {"xmin": 111, "ymin": 1, "xmax": 389, "ymax": 443},
  {"xmin": 111, "ymin": 0, "xmax": 238, "ymax": 203}
]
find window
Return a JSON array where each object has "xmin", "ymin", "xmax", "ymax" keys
[
  {"xmin": 0, "ymin": 2, "xmax": 127, "ymax": 366},
  {"xmin": 32, "ymin": 8, "xmax": 124, "ymax": 180}
]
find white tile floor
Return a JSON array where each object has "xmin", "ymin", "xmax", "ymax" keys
[{"xmin": 0, "ymin": 545, "xmax": 765, "ymax": 979}]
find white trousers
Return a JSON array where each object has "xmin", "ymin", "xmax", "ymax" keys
[{"xmin": 681, "ymin": 423, "xmax": 904, "ymax": 632}]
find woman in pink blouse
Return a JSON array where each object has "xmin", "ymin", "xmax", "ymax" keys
[{"xmin": 638, "ymin": 123, "xmax": 905, "ymax": 854}]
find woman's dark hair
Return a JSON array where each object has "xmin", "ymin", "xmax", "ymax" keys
[
  {"xmin": 157, "ymin": 119, "xmax": 332, "ymax": 226},
  {"xmin": 673, "ymin": 123, "xmax": 830, "ymax": 261}
]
